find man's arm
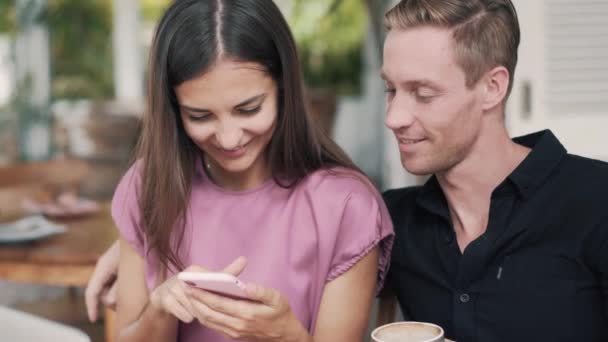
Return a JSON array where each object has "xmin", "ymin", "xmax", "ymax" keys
[{"xmin": 85, "ymin": 239, "xmax": 119, "ymax": 322}]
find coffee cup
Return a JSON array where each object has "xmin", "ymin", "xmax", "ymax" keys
[{"xmin": 371, "ymin": 321, "xmax": 445, "ymax": 342}]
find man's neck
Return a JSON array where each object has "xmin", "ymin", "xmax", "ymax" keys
[{"xmin": 436, "ymin": 120, "xmax": 531, "ymax": 252}]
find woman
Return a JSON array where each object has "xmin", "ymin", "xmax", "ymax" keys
[{"xmin": 99, "ymin": 1, "xmax": 393, "ymax": 341}]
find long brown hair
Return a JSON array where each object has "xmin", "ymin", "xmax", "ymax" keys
[{"xmin": 136, "ymin": 0, "xmax": 362, "ymax": 272}]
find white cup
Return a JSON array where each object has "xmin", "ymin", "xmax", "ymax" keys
[{"xmin": 371, "ymin": 321, "xmax": 445, "ymax": 342}]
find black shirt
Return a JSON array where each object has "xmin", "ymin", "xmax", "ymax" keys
[{"xmin": 384, "ymin": 130, "xmax": 608, "ymax": 342}]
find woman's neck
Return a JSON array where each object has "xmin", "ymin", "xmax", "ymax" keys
[{"xmin": 203, "ymin": 154, "xmax": 272, "ymax": 191}]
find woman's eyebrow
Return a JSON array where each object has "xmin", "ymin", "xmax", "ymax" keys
[
  {"xmin": 180, "ymin": 93, "xmax": 266, "ymax": 113},
  {"xmin": 234, "ymin": 93, "xmax": 266, "ymax": 108},
  {"xmin": 180, "ymin": 104, "xmax": 210, "ymax": 113}
]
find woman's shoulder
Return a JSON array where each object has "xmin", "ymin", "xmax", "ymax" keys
[
  {"xmin": 117, "ymin": 159, "xmax": 144, "ymax": 188},
  {"xmin": 113, "ymin": 159, "xmax": 144, "ymax": 206},
  {"xmin": 297, "ymin": 167, "xmax": 381, "ymax": 201}
]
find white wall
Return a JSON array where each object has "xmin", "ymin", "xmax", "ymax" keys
[
  {"xmin": 0, "ymin": 35, "xmax": 13, "ymax": 107},
  {"xmin": 112, "ymin": 0, "xmax": 143, "ymax": 104},
  {"xmin": 333, "ymin": 31, "xmax": 386, "ymax": 186},
  {"xmin": 508, "ymin": 0, "xmax": 608, "ymax": 161},
  {"xmin": 15, "ymin": 0, "xmax": 50, "ymax": 108}
]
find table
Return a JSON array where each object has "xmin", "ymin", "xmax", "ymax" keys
[{"xmin": 0, "ymin": 203, "xmax": 117, "ymax": 341}]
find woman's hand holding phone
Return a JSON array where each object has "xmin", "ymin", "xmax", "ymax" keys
[
  {"xmin": 181, "ymin": 257, "xmax": 309, "ymax": 341},
  {"xmin": 148, "ymin": 268, "xmax": 198, "ymax": 324},
  {"xmin": 148, "ymin": 257, "xmax": 248, "ymax": 324},
  {"xmin": 178, "ymin": 272, "xmax": 251, "ymax": 300}
]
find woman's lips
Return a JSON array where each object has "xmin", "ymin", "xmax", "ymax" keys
[{"xmin": 215, "ymin": 141, "xmax": 251, "ymax": 159}]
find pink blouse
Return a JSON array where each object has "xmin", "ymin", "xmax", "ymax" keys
[{"xmin": 112, "ymin": 160, "xmax": 394, "ymax": 342}]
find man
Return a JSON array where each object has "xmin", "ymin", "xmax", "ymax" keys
[
  {"xmin": 381, "ymin": 0, "xmax": 607, "ymax": 341},
  {"xmin": 87, "ymin": 0, "xmax": 608, "ymax": 340}
]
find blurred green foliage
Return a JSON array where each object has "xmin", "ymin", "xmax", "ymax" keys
[
  {"xmin": 289, "ymin": 0, "xmax": 368, "ymax": 95},
  {"xmin": 47, "ymin": 0, "xmax": 171, "ymax": 99},
  {"xmin": 0, "ymin": 0, "xmax": 16, "ymax": 33},
  {"xmin": 1, "ymin": 0, "xmax": 172, "ymax": 100},
  {"xmin": 140, "ymin": 0, "xmax": 171, "ymax": 22},
  {"xmin": 3, "ymin": 0, "xmax": 368, "ymax": 98},
  {"xmin": 47, "ymin": 0, "xmax": 114, "ymax": 99}
]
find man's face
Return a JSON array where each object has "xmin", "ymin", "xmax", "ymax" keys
[{"xmin": 382, "ymin": 26, "xmax": 486, "ymax": 175}]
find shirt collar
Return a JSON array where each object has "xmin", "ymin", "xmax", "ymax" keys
[
  {"xmin": 417, "ymin": 175, "xmax": 451, "ymax": 221},
  {"xmin": 508, "ymin": 130, "xmax": 567, "ymax": 198},
  {"xmin": 416, "ymin": 130, "xmax": 567, "ymax": 215}
]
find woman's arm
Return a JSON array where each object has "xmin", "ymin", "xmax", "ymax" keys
[
  {"xmin": 115, "ymin": 237, "xmax": 181, "ymax": 342},
  {"xmin": 313, "ymin": 247, "xmax": 379, "ymax": 341}
]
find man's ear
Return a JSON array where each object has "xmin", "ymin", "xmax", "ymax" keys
[{"xmin": 481, "ymin": 66, "xmax": 510, "ymax": 111}]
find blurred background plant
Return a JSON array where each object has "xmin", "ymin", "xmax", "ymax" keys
[
  {"xmin": 1, "ymin": 0, "xmax": 21, "ymax": 163},
  {"xmin": 140, "ymin": 0, "xmax": 171, "ymax": 22},
  {"xmin": 0, "ymin": 0, "xmax": 16, "ymax": 34},
  {"xmin": 3, "ymin": 0, "xmax": 368, "ymax": 100},
  {"xmin": 288, "ymin": 0, "xmax": 368, "ymax": 95},
  {"xmin": 47, "ymin": 0, "xmax": 113, "ymax": 100},
  {"xmin": 1, "ymin": 0, "xmax": 177, "ymax": 102}
]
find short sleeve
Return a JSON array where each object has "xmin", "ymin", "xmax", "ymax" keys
[
  {"xmin": 111, "ymin": 163, "xmax": 145, "ymax": 257},
  {"xmin": 326, "ymin": 186, "xmax": 395, "ymax": 293}
]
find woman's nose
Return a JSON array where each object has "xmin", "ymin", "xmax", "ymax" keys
[{"xmin": 215, "ymin": 120, "xmax": 244, "ymax": 149}]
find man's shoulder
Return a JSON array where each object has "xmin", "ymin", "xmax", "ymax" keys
[
  {"xmin": 561, "ymin": 153, "xmax": 608, "ymax": 189},
  {"xmin": 564, "ymin": 153, "xmax": 608, "ymax": 176},
  {"xmin": 382, "ymin": 186, "xmax": 422, "ymax": 215},
  {"xmin": 547, "ymin": 153, "xmax": 608, "ymax": 216}
]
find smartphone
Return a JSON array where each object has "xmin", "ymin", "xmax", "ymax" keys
[{"xmin": 178, "ymin": 272, "xmax": 250, "ymax": 300}]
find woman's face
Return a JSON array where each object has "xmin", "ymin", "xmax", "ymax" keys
[{"xmin": 175, "ymin": 60, "xmax": 278, "ymax": 178}]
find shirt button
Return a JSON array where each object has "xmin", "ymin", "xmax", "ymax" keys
[{"xmin": 459, "ymin": 293, "xmax": 470, "ymax": 303}]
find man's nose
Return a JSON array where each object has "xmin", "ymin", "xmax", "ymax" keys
[{"xmin": 385, "ymin": 93, "xmax": 415, "ymax": 130}]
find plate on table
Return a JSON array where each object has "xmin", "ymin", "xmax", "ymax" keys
[
  {"xmin": 0, "ymin": 215, "xmax": 66, "ymax": 243},
  {"xmin": 22, "ymin": 192, "xmax": 100, "ymax": 219}
]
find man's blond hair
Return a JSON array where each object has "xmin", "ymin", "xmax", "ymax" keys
[{"xmin": 385, "ymin": 0, "xmax": 520, "ymax": 97}]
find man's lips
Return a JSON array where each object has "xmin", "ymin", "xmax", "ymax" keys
[
  {"xmin": 396, "ymin": 137, "xmax": 427, "ymax": 153},
  {"xmin": 398, "ymin": 137, "xmax": 426, "ymax": 144}
]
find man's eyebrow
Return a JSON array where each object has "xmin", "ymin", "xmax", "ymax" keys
[
  {"xmin": 380, "ymin": 74, "xmax": 441, "ymax": 89},
  {"xmin": 404, "ymin": 79, "xmax": 440, "ymax": 89},
  {"xmin": 180, "ymin": 93, "xmax": 267, "ymax": 113}
]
